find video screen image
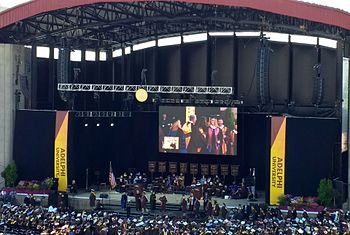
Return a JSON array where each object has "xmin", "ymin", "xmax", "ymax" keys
[{"xmin": 159, "ymin": 106, "xmax": 238, "ymax": 155}]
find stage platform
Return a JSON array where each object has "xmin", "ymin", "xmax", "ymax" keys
[
  {"xmin": 68, "ymin": 190, "xmax": 266, "ymax": 212},
  {"xmin": 13, "ymin": 190, "xmax": 266, "ymax": 212}
]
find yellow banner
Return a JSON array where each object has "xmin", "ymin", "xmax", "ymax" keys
[
  {"xmin": 54, "ymin": 111, "xmax": 69, "ymax": 192},
  {"xmin": 270, "ymin": 117, "xmax": 286, "ymax": 205}
]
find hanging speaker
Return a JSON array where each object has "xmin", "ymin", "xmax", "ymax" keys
[
  {"xmin": 256, "ymin": 38, "xmax": 270, "ymax": 105},
  {"xmin": 57, "ymin": 48, "xmax": 69, "ymax": 102}
]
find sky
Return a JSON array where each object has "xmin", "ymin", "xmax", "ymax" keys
[{"xmin": 0, "ymin": 0, "xmax": 349, "ymax": 13}]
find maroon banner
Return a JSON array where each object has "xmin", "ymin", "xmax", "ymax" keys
[
  {"xmin": 210, "ymin": 164, "xmax": 218, "ymax": 175},
  {"xmin": 148, "ymin": 161, "xmax": 156, "ymax": 173},
  {"xmin": 190, "ymin": 163, "xmax": 198, "ymax": 175},
  {"xmin": 221, "ymin": 164, "xmax": 229, "ymax": 176},
  {"xmin": 180, "ymin": 163, "xmax": 188, "ymax": 174},
  {"xmin": 169, "ymin": 162, "xmax": 178, "ymax": 174},
  {"xmin": 200, "ymin": 164, "xmax": 209, "ymax": 176},
  {"xmin": 231, "ymin": 165, "xmax": 240, "ymax": 176},
  {"xmin": 158, "ymin": 161, "xmax": 166, "ymax": 173}
]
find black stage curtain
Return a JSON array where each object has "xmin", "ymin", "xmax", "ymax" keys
[
  {"xmin": 13, "ymin": 110, "xmax": 56, "ymax": 181},
  {"xmin": 13, "ymin": 110, "xmax": 340, "ymax": 197},
  {"xmin": 285, "ymin": 117, "xmax": 339, "ymax": 196}
]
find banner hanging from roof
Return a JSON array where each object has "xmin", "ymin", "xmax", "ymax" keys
[
  {"xmin": 269, "ymin": 116, "xmax": 286, "ymax": 205},
  {"xmin": 54, "ymin": 111, "xmax": 69, "ymax": 192}
]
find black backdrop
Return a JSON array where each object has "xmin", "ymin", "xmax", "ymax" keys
[
  {"xmin": 13, "ymin": 110, "xmax": 56, "ymax": 180},
  {"xmin": 13, "ymin": 110, "xmax": 340, "ymax": 197},
  {"xmin": 34, "ymin": 38, "xmax": 339, "ymax": 118}
]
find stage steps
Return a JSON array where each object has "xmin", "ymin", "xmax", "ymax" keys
[{"xmin": 98, "ymin": 201, "xmax": 181, "ymax": 212}]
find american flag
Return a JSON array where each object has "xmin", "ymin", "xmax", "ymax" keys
[{"xmin": 109, "ymin": 161, "xmax": 117, "ymax": 189}]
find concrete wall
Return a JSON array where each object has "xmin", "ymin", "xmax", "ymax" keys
[{"xmin": 0, "ymin": 44, "xmax": 31, "ymax": 187}]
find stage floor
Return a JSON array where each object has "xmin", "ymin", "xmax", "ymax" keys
[{"xmin": 67, "ymin": 190, "xmax": 266, "ymax": 211}]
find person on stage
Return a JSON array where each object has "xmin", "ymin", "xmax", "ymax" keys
[
  {"xmin": 140, "ymin": 192, "xmax": 148, "ymax": 213},
  {"xmin": 121, "ymin": 192, "xmax": 128, "ymax": 210},
  {"xmin": 70, "ymin": 180, "xmax": 77, "ymax": 194},
  {"xmin": 159, "ymin": 194, "xmax": 167, "ymax": 213},
  {"xmin": 213, "ymin": 200, "xmax": 220, "ymax": 217},
  {"xmin": 207, "ymin": 117, "xmax": 223, "ymax": 154},
  {"xmin": 186, "ymin": 115, "xmax": 207, "ymax": 154},
  {"xmin": 217, "ymin": 117, "xmax": 228, "ymax": 155},
  {"xmin": 150, "ymin": 191, "xmax": 156, "ymax": 211},
  {"xmin": 188, "ymin": 193, "xmax": 195, "ymax": 211},
  {"xmin": 229, "ymin": 124, "xmax": 238, "ymax": 155},
  {"xmin": 206, "ymin": 200, "xmax": 213, "ymax": 216},
  {"xmin": 181, "ymin": 194, "xmax": 187, "ymax": 215},
  {"xmin": 135, "ymin": 189, "xmax": 142, "ymax": 211},
  {"xmin": 194, "ymin": 198, "xmax": 200, "ymax": 218},
  {"xmin": 167, "ymin": 117, "xmax": 187, "ymax": 153},
  {"xmin": 89, "ymin": 189, "xmax": 96, "ymax": 208},
  {"xmin": 220, "ymin": 203, "xmax": 228, "ymax": 219}
]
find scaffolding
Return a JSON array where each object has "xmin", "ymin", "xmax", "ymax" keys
[{"xmin": 57, "ymin": 83, "xmax": 233, "ymax": 95}]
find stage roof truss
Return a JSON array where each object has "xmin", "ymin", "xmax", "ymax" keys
[
  {"xmin": 73, "ymin": 110, "xmax": 132, "ymax": 118},
  {"xmin": 0, "ymin": 1, "xmax": 347, "ymax": 48},
  {"xmin": 57, "ymin": 83, "xmax": 233, "ymax": 95}
]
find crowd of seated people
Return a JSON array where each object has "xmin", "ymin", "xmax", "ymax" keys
[
  {"xmin": 185, "ymin": 175, "xmax": 251, "ymax": 200},
  {"xmin": 1, "ymin": 200, "xmax": 350, "ymax": 234},
  {"xmin": 115, "ymin": 172, "xmax": 148, "ymax": 195},
  {"xmin": 139, "ymin": 173, "xmax": 253, "ymax": 201},
  {"xmin": 149, "ymin": 173, "xmax": 186, "ymax": 193}
]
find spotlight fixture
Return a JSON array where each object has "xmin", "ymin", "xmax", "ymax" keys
[
  {"xmin": 84, "ymin": 123, "xmax": 88, "ymax": 127},
  {"xmin": 110, "ymin": 123, "xmax": 114, "ymax": 127},
  {"xmin": 96, "ymin": 123, "xmax": 100, "ymax": 127}
]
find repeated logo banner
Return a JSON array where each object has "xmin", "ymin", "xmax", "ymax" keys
[
  {"xmin": 148, "ymin": 161, "xmax": 156, "ymax": 173},
  {"xmin": 200, "ymin": 164, "xmax": 209, "ymax": 176},
  {"xmin": 221, "ymin": 164, "xmax": 229, "ymax": 176},
  {"xmin": 270, "ymin": 116, "xmax": 286, "ymax": 205},
  {"xmin": 210, "ymin": 164, "xmax": 218, "ymax": 176},
  {"xmin": 180, "ymin": 163, "xmax": 188, "ymax": 174},
  {"xmin": 54, "ymin": 111, "xmax": 69, "ymax": 192},
  {"xmin": 169, "ymin": 162, "xmax": 178, "ymax": 174},
  {"xmin": 158, "ymin": 162, "xmax": 167, "ymax": 173},
  {"xmin": 190, "ymin": 163, "xmax": 198, "ymax": 175}
]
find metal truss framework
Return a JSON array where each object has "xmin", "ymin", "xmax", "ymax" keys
[
  {"xmin": 0, "ymin": 1, "xmax": 347, "ymax": 48},
  {"xmin": 155, "ymin": 98, "xmax": 243, "ymax": 106},
  {"xmin": 58, "ymin": 83, "xmax": 233, "ymax": 95},
  {"xmin": 73, "ymin": 110, "xmax": 132, "ymax": 118}
]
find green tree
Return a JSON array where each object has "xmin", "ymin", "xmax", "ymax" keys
[
  {"xmin": 317, "ymin": 178, "xmax": 333, "ymax": 207},
  {"xmin": 1, "ymin": 161, "xmax": 18, "ymax": 187}
]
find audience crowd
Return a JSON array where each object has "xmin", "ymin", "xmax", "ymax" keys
[{"xmin": 0, "ymin": 201, "xmax": 350, "ymax": 234}]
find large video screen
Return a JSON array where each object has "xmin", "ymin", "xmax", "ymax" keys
[{"xmin": 159, "ymin": 106, "xmax": 238, "ymax": 155}]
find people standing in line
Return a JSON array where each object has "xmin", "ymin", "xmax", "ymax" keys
[
  {"xmin": 206, "ymin": 200, "xmax": 213, "ymax": 216},
  {"xmin": 135, "ymin": 190, "xmax": 142, "ymax": 211},
  {"xmin": 203, "ymin": 192, "xmax": 209, "ymax": 212},
  {"xmin": 213, "ymin": 200, "xmax": 220, "ymax": 217},
  {"xmin": 70, "ymin": 180, "xmax": 77, "ymax": 194},
  {"xmin": 188, "ymin": 193, "xmax": 195, "ymax": 211},
  {"xmin": 121, "ymin": 192, "xmax": 128, "ymax": 210},
  {"xmin": 140, "ymin": 192, "xmax": 148, "ymax": 213},
  {"xmin": 220, "ymin": 203, "xmax": 228, "ymax": 219},
  {"xmin": 150, "ymin": 191, "xmax": 156, "ymax": 211},
  {"xmin": 89, "ymin": 189, "xmax": 96, "ymax": 208},
  {"xmin": 159, "ymin": 194, "xmax": 167, "ymax": 213},
  {"xmin": 181, "ymin": 194, "xmax": 187, "ymax": 215},
  {"xmin": 194, "ymin": 198, "xmax": 200, "ymax": 218}
]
